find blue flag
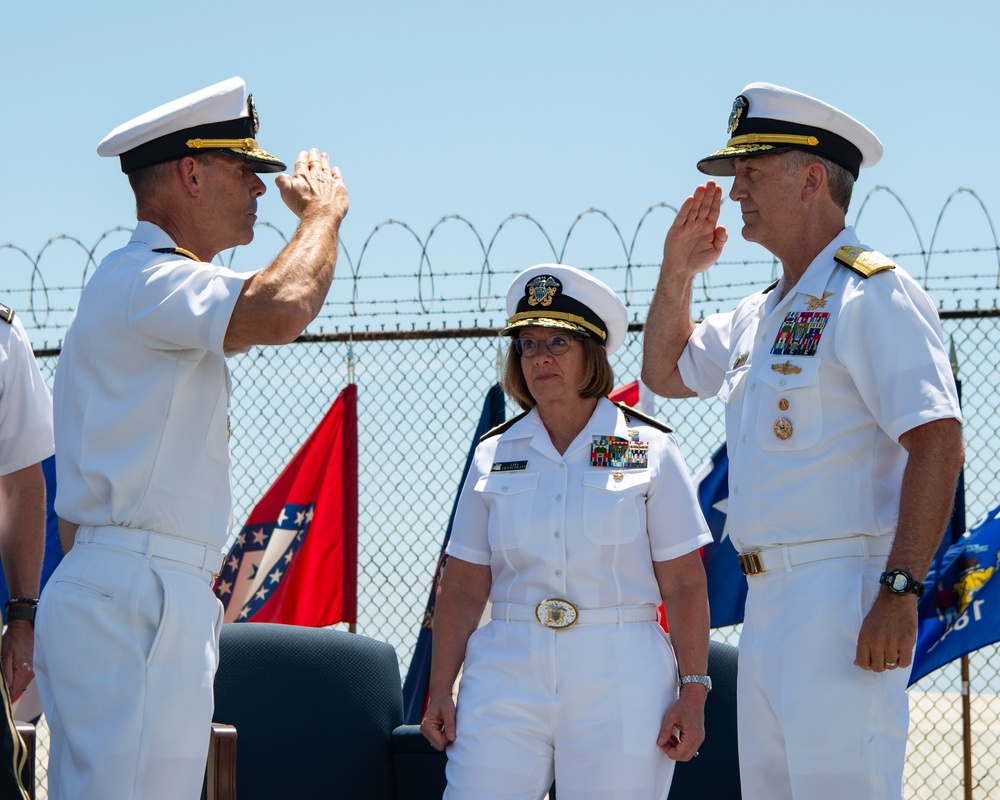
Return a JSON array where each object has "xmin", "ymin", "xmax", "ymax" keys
[
  {"xmin": 694, "ymin": 444, "xmax": 746, "ymax": 628},
  {"xmin": 402, "ymin": 384, "xmax": 506, "ymax": 724},
  {"xmin": 910, "ymin": 503, "xmax": 1000, "ymax": 685}
]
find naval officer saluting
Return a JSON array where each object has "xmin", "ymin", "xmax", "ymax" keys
[
  {"xmin": 643, "ymin": 82, "xmax": 965, "ymax": 799},
  {"xmin": 35, "ymin": 77, "xmax": 348, "ymax": 800}
]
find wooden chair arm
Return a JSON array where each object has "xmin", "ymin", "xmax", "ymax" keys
[{"xmin": 207, "ymin": 722, "xmax": 238, "ymax": 800}]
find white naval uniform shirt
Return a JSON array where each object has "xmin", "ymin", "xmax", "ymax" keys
[
  {"xmin": 0, "ymin": 313, "xmax": 54, "ymax": 476},
  {"xmin": 53, "ymin": 222, "xmax": 252, "ymax": 549},
  {"xmin": 678, "ymin": 226, "xmax": 962, "ymax": 551},
  {"xmin": 447, "ymin": 397, "xmax": 711, "ymax": 609}
]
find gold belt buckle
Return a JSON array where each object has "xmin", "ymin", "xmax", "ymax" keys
[
  {"xmin": 534, "ymin": 598, "xmax": 579, "ymax": 629},
  {"xmin": 739, "ymin": 551, "xmax": 765, "ymax": 576},
  {"xmin": 215, "ymin": 551, "xmax": 226, "ymax": 579}
]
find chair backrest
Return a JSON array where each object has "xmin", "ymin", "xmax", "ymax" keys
[
  {"xmin": 667, "ymin": 639, "xmax": 741, "ymax": 800},
  {"xmin": 211, "ymin": 623, "xmax": 404, "ymax": 800}
]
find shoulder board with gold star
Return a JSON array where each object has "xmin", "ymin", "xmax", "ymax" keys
[
  {"xmin": 480, "ymin": 411, "xmax": 529, "ymax": 442},
  {"xmin": 834, "ymin": 246, "xmax": 897, "ymax": 278},
  {"xmin": 614, "ymin": 402, "xmax": 673, "ymax": 433},
  {"xmin": 0, "ymin": 303, "xmax": 13, "ymax": 324},
  {"xmin": 762, "ymin": 279, "xmax": 780, "ymax": 294}
]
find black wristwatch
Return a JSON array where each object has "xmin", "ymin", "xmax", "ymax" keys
[
  {"xmin": 5, "ymin": 597, "xmax": 38, "ymax": 626},
  {"xmin": 879, "ymin": 569, "xmax": 925, "ymax": 597}
]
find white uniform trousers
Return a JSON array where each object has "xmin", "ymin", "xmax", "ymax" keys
[
  {"xmin": 445, "ymin": 617, "xmax": 678, "ymax": 800},
  {"xmin": 738, "ymin": 553, "xmax": 909, "ymax": 800},
  {"xmin": 35, "ymin": 531, "xmax": 224, "ymax": 800}
]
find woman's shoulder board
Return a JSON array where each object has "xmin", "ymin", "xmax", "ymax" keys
[{"xmin": 613, "ymin": 402, "xmax": 673, "ymax": 433}]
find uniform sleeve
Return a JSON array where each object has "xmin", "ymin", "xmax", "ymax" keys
[
  {"xmin": 834, "ymin": 274, "xmax": 962, "ymax": 443},
  {"xmin": 444, "ymin": 442, "xmax": 494, "ymax": 566},
  {"xmin": 677, "ymin": 309, "xmax": 735, "ymax": 400},
  {"xmin": 646, "ymin": 433, "xmax": 712, "ymax": 562},
  {"xmin": 0, "ymin": 317, "xmax": 55, "ymax": 475},
  {"xmin": 127, "ymin": 257, "xmax": 249, "ymax": 356}
]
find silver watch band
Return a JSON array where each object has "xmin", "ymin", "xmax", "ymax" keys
[{"xmin": 679, "ymin": 674, "xmax": 712, "ymax": 692}]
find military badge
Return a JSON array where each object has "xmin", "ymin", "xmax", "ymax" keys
[
  {"xmin": 771, "ymin": 311, "xmax": 829, "ymax": 357},
  {"xmin": 525, "ymin": 275, "xmax": 560, "ymax": 307},
  {"xmin": 805, "ymin": 291, "xmax": 834, "ymax": 311},
  {"xmin": 591, "ymin": 431, "xmax": 648, "ymax": 469},
  {"xmin": 771, "ymin": 361, "xmax": 802, "ymax": 376},
  {"xmin": 728, "ymin": 95, "xmax": 748, "ymax": 134},
  {"xmin": 247, "ymin": 93, "xmax": 259, "ymax": 134}
]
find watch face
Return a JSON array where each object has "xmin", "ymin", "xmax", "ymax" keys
[{"xmin": 891, "ymin": 574, "xmax": 908, "ymax": 592}]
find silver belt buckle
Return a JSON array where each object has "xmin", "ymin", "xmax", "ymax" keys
[{"xmin": 535, "ymin": 598, "xmax": 579, "ymax": 629}]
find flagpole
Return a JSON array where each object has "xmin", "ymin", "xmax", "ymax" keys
[
  {"xmin": 951, "ymin": 338, "xmax": 971, "ymax": 800},
  {"xmin": 348, "ymin": 335, "xmax": 357, "ymax": 634},
  {"xmin": 961, "ymin": 655, "xmax": 972, "ymax": 800}
]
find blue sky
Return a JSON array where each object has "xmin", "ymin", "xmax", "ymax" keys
[{"xmin": 3, "ymin": 1, "xmax": 1000, "ymax": 328}]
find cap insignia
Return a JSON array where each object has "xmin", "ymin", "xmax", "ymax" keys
[
  {"xmin": 247, "ymin": 93, "xmax": 259, "ymax": 135},
  {"xmin": 526, "ymin": 275, "xmax": 561, "ymax": 308},
  {"xmin": 728, "ymin": 95, "xmax": 748, "ymax": 135}
]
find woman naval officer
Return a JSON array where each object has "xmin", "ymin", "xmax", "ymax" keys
[{"xmin": 420, "ymin": 264, "xmax": 713, "ymax": 799}]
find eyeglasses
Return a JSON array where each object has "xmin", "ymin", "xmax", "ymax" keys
[{"xmin": 514, "ymin": 333, "xmax": 582, "ymax": 358}]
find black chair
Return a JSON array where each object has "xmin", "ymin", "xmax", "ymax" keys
[
  {"xmin": 667, "ymin": 638, "xmax": 741, "ymax": 799},
  {"xmin": 203, "ymin": 623, "xmax": 446, "ymax": 800}
]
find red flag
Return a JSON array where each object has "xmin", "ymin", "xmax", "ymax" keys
[
  {"xmin": 215, "ymin": 384, "xmax": 358, "ymax": 625},
  {"xmin": 609, "ymin": 379, "xmax": 654, "ymax": 414}
]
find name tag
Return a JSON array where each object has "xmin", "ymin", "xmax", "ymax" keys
[{"xmin": 491, "ymin": 460, "xmax": 528, "ymax": 472}]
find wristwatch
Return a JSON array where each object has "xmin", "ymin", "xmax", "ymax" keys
[
  {"xmin": 679, "ymin": 674, "xmax": 712, "ymax": 692},
  {"xmin": 5, "ymin": 597, "xmax": 39, "ymax": 626},
  {"xmin": 879, "ymin": 569, "xmax": 925, "ymax": 597}
]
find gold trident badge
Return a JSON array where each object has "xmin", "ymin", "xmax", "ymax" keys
[{"xmin": 805, "ymin": 291, "xmax": 835, "ymax": 310}]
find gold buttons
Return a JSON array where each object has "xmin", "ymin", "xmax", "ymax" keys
[
  {"xmin": 778, "ymin": 399, "xmax": 789, "ymax": 411},
  {"xmin": 613, "ymin": 471, "xmax": 624, "ymax": 482}
]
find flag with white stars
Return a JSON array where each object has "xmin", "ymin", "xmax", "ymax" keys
[{"xmin": 215, "ymin": 385, "xmax": 358, "ymax": 626}]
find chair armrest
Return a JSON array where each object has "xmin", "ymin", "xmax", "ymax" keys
[
  {"xmin": 207, "ymin": 722, "xmax": 238, "ymax": 800},
  {"xmin": 391, "ymin": 724, "xmax": 447, "ymax": 800},
  {"xmin": 15, "ymin": 722, "xmax": 35, "ymax": 800}
]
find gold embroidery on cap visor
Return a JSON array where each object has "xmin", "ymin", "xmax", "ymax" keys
[
  {"xmin": 703, "ymin": 133, "xmax": 820, "ymax": 161},
  {"xmin": 185, "ymin": 137, "xmax": 284, "ymax": 166},
  {"xmin": 505, "ymin": 311, "xmax": 607, "ymax": 341}
]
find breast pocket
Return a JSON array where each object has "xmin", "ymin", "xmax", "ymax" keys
[
  {"xmin": 755, "ymin": 357, "xmax": 822, "ymax": 451},
  {"xmin": 475, "ymin": 472, "xmax": 539, "ymax": 550},
  {"xmin": 582, "ymin": 471, "xmax": 649, "ymax": 545}
]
